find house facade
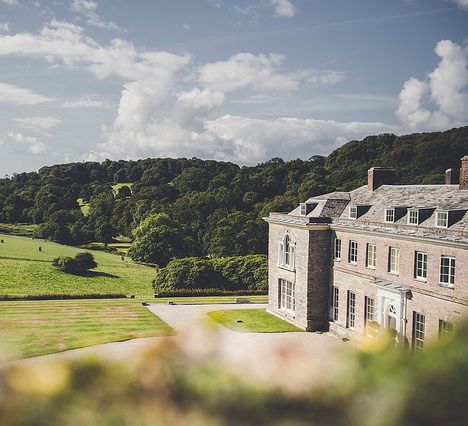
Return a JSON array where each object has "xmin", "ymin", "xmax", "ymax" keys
[{"xmin": 265, "ymin": 157, "xmax": 468, "ymax": 350}]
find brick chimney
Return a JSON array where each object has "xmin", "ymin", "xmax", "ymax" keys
[
  {"xmin": 368, "ymin": 167, "xmax": 396, "ymax": 191},
  {"xmin": 460, "ymin": 156, "xmax": 468, "ymax": 190},
  {"xmin": 445, "ymin": 168, "xmax": 459, "ymax": 185}
]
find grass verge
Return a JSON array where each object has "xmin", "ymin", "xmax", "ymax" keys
[
  {"xmin": 207, "ymin": 308, "xmax": 302, "ymax": 333},
  {"xmin": 0, "ymin": 299, "xmax": 174, "ymax": 360}
]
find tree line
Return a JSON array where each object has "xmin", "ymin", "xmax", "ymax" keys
[{"xmin": 0, "ymin": 126, "xmax": 466, "ymax": 265}]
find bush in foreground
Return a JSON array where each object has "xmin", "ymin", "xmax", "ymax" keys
[
  {"xmin": 52, "ymin": 252, "xmax": 97, "ymax": 273},
  {"xmin": 0, "ymin": 322, "xmax": 467, "ymax": 425}
]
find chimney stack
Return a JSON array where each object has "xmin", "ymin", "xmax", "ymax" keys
[
  {"xmin": 460, "ymin": 156, "xmax": 468, "ymax": 190},
  {"xmin": 445, "ymin": 168, "xmax": 459, "ymax": 185},
  {"xmin": 368, "ymin": 167, "xmax": 395, "ymax": 191}
]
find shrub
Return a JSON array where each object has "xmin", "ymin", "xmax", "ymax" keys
[
  {"xmin": 52, "ymin": 252, "xmax": 97, "ymax": 273},
  {"xmin": 153, "ymin": 255, "xmax": 267, "ymax": 294}
]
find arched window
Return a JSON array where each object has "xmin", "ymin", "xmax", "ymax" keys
[
  {"xmin": 285, "ymin": 234, "xmax": 291, "ymax": 265},
  {"xmin": 278, "ymin": 232, "xmax": 295, "ymax": 269}
]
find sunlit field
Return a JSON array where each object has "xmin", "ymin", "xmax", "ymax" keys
[{"xmin": 0, "ymin": 299, "xmax": 174, "ymax": 360}]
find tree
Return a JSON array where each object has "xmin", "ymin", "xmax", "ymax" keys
[
  {"xmin": 52, "ymin": 252, "xmax": 97, "ymax": 273},
  {"xmin": 128, "ymin": 213, "xmax": 187, "ymax": 266}
]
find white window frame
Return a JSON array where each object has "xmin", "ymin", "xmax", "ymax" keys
[
  {"xmin": 349, "ymin": 205, "xmax": 358, "ymax": 219},
  {"xmin": 439, "ymin": 319, "xmax": 454, "ymax": 340},
  {"xmin": 365, "ymin": 296, "xmax": 375, "ymax": 325},
  {"xmin": 385, "ymin": 208, "xmax": 395, "ymax": 223},
  {"xmin": 332, "ymin": 287, "xmax": 339, "ymax": 321},
  {"xmin": 389, "ymin": 247, "xmax": 400, "ymax": 274},
  {"xmin": 300, "ymin": 204, "xmax": 307, "ymax": 216},
  {"xmin": 279, "ymin": 279, "xmax": 295, "ymax": 313},
  {"xmin": 408, "ymin": 209, "xmax": 419, "ymax": 225},
  {"xmin": 366, "ymin": 243, "xmax": 376, "ymax": 269},
  {"xmin": 435, "ymin": 211, "xmax": 448, "ymax": 228},
  {"xmin": 349, "ymin": 240, "xmax": 358, "ymax": 265},
  {"xmin": 413, "ymin": 312, "xmax": 425, "ymax": 352},
  {"xmin": 439, "ymin": 256, "xmax": 455, "ymax": 286},
  {"xmin": 347, "ymin": 291, "xmax": 356, "ymax": 328},
  {"xmin": 415, "ymin": 251, "xmax": 427, "ymax": 281},
  {"xmin": 334, "ymin": 238, "xmax": 341, "ymax": 261},
  {"xmin": 278, "ymin": 233, "xmax": 295, "ymax": 270}
]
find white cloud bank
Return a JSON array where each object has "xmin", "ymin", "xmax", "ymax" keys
[
  {"xmin": 0, "ymin": 132, "xmax": 48, "ymax": 154},
  {"xmin": 1, "ymin": 20, "xmax": 464, "ymax": 166},
  {"xmin": 396, "ymin": 40, "xmax": 468, "ymax": 130},
  {"xmin": 0, "ymin": 82, "xmax": 52, "ymax": 105}
]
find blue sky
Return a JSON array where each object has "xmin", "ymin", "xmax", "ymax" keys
[{"xmin": 0, "ymin": 0, "xmax": 467, "ymax": 175}]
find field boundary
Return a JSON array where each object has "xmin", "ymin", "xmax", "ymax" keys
[{"xmin": 0, "ymin": 293, "xmax": 127, "ymax": 301}]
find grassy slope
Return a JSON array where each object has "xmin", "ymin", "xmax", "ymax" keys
[
  {"xmin": 0, "ymin": 299, "xmax": 174, "ymax": 360},
  {"xmin": 0, "ymin": 233, "xmax": 155, "ymax": 296},
  {"xmin": 208, "ymin": 309, "xmax": 302, "ymax": 333}
]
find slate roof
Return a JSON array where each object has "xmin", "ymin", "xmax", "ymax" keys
[{"xmin": 278, "ymin": 184, "xmax": 468, "ymax": 242}]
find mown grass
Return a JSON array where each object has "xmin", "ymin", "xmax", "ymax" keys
[
  {"xmin": 0, "ymin": 233, "xmax": 155, "ymax": 297},
  {"xmin": 0, "ymin": 299, "xmax": 174, "ymax": 360},
  {"xmin": 208, "ymin": 309, "xmax": 302, "ymax": 333}
]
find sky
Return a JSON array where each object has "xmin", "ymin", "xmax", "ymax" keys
[{"xmin": 0, "ymin": 0, "xmax": 467, "ymax": 175}]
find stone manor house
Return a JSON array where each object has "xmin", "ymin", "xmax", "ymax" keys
[{"xmin": 265, "ymin": 157, "xmax": 468, "ymax": 350}]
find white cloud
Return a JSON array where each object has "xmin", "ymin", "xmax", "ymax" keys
[
  {"xmin": 1, "ymin": 0, "xmax": 18, "ymax": 5},
  {"xmin": 451, "ymin": 0, "xmax": 468, "ymax": 9},
  {"xmin": 71, "ymin": 0, "xmax": 121, "ymax": 31},
  {"xmin": 0, "ymin": 82, "xmax": 52, "ymax": 105},
  {"xmin": 396, "ymin": 40, "xmax": 468, "ymax": 130},
  {"xmin": 199, "ymin": 53, "xmax": 343, "ymax": 93},
  {"xmin": 13, "ymin": 116, "xmax": 61, "ymax": 130},
  {"xmin": 62, "ymin": 98, "xmax": 113, "ymax": 108},
  {"xmin": 2, "ymin": 132, "xmax": 48, "ymax": 154},
  {"xmin": 270, "ymin": 0, "xmax": 296, "ymax": 18},
  {"xmin": 182, "ymin": 24, "xmax": 191, "ymax": 31},
  {"xmin": 0, "ymin": 22, "xmax": 9, "ymax": 32}
]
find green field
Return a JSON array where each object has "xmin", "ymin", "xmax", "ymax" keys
[
  {"xmin": 0, "ymin": 223, "xmax": 37, "ymax": 237},
  {"xmin": 77, "ymin": 198, "xmax": 90, "ymax": 215},
  {"xmin": 208, "ymin": 309, "xmax": 302, "ymax": 333},
  {"xmin": 112, "ymin": 182, "xmax": 133, "ymax": 194},
  {"xmin": 0, "ymin": 233, "xmax": 155, "ymax": 297},
  {"xmin": 0, "ymin": 299, "xmax": 174, "ymax": 360}
]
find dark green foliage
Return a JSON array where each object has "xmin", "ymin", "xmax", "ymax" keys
[
  {"xmin": 53, "ymin": 252, "xmax": 97, "ymax": 273},
  {"xmin": 153, "ymin": 255, "xmax": 267, "ymax": 293},
  {"xmin": 128, "ymin": 213, "xmax": 187, "ymax": 266},
  {"xmin": 0, "ymin": 126, "xmax": 466, "ymax": 256}
]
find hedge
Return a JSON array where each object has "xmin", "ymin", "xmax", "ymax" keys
[
  {"xmin": 153, "ymin": 254, "xmax": 267, "ymax": 293},
  {"xmin": 0, "ymin": 294, "xmax": 127, "ymax": 301},
  {"xmin": 154, "ymin": 289, "xmax": 267, "ymax": 297}
]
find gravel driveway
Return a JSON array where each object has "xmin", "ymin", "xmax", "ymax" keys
[{"xmin": 9, "ymin": 302, "xmax": 348, "ymax": 381}]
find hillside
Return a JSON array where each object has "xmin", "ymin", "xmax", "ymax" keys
[{"xmin": 0, "ymin": 126, "xmax": 466, "ymax": 262}]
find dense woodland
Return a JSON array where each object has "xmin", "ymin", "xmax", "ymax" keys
[{"xmin": 0, "ymin": 126, "xmax": 466, "ymax": 265}]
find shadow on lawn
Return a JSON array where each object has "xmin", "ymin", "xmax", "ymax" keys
[{"xmin": 66, "ymin": 270, "xmax": 120, "ymax": 279}]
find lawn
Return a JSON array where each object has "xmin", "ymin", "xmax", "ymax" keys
[
  {"xmin": 77, "ymin": 198, "xmax": 90, "ymax": 215},
  {"xmin": 0, "ymin": 233, "xmax": 156, "ymax": 297},
  {"xmin": 0, "ymin": 299, "xmax": 174, "ymax": 360},
  {"xmin": 207, "ymin": 309, "xmax": 302, "ymax": 333}
]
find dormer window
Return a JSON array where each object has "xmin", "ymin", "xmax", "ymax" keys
[
  {"xmin": 349, "ymin": 206, "xmax": 358, "ymax": 219},
  {"xmin": 300, "ymin": 202, "xmax": 317, "ymax": 216},
  {"xmin": 408, "ymin": 209, "xmax": 419, "ymax": 225},
  {"xmin": 435, "ymin": 211, "xmax": 448, "ymax": 228},
  {"xmin": 385, "ymin": 208, "xmax": 395, "ymax": 223}
]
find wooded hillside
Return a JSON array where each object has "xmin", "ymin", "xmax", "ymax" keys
[{"xmin": 0, "ymin": 126, "xmax": 466, "ymax": 264}]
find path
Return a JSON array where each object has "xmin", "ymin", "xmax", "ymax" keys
[{"xmin": 7, "ymin": 303, "xmax": 349, "ymax": 386}]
